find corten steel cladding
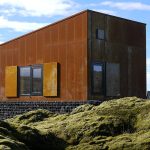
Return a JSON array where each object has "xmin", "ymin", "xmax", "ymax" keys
[
  {"xmin": 0, "ymin": 10, "xmax": 146, "ymax": 101},
  {"xmin": 0, "ymin": 11, "xmax": 88, "ymax": 101},
  {"xmin": 88, "ymin": 11, "xmax": 146, "ymax": 99}
]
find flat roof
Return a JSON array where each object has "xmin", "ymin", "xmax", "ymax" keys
[{"xmin": 0, "ymin": 9, "xmax": 146, "ymax": 46}]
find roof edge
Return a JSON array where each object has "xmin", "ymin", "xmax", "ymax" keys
[
  {"xmin": 89, "ymin": 9, "xmax": 146, "ymax": 25},
  {"xmin": 0, "ymin": 9, "xmax": 146, "ymax": 46},
  {"xmin": 0, "ymin": 9, "xmax": 89, "ymax": 46}
]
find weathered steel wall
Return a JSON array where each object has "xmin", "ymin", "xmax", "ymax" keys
[
  {"xmin": 0, "ymin": 10, "xmax": 146, "ymax": 101},
  {"xmin": 88, "ymin": 10, "xmax": 146, "ymax": 99},
  {"xmin": 0, "ymin": 11, "xmax": 88, "ymax": 101}
]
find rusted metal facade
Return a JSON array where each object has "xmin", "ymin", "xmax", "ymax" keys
[
  {"xmin": 0, "ymin": 10, "xmax": 146, "ymax": 102},
  {"xmin": 88, "ymin": 10, "xmax": 146, "ymax": 99},
  {"xmin": 0, "ymin": 11, "xmax": 88, "ymax": 101}
]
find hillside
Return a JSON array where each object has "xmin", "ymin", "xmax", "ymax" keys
[{"xmin": 0, "ymin": 97, "xmax": 150, "ymax": 150}]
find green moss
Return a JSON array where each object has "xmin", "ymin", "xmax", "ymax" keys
[
  {"xmin": 71, "ymin": 104, "xmax": 94, "ymax": 114},
  {"xmin": 0, "ymin": 133, "xmax": 28, "ymax": 150},
  {"xmin": 2, "ymin": 97, "xmax": 150, "ymax": 150},
  {"xmin": 7, "ymin": 109, "xmax": 55, "ymax": 125}
]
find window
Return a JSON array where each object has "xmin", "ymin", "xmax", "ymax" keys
[
  {"xmin": 96, "ymin": 29, "xmax": 105, "ymax": 40},
  {"xmin": 91, "ymin": 62, "xmax": 120, "ymax": 97},
  {"xmin": 20, "ymin": 67, "xmax": 31, "ymax": 95},
  {"xmin": 19, "ymin": 65, "xmax": 42, "ymax": 96},
  {"xmin": 92, "ymin": 63, "xmax": 105, "ymax": 95},
  {"xmin": 32, "ymin": 66, "xmax": 42, "ymax": 95}
]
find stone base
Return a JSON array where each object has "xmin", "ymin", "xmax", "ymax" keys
[{"xmin": 0, "ymin": 100, "xmax": 102, "ymax": 120}]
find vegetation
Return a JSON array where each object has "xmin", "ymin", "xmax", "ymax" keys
[{"xmin": 0, "ymin": 97, "xmax": 150, "ymax": 150}]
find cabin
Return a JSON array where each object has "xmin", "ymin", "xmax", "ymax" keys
[{"xmin": 0, "ymin": 10, "xmax": 146, "ymax": 102}]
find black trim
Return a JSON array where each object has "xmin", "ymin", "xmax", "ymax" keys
[
  {"xmin": 91, "ymin": 62, "xmax": 106, "ymax": 96},
  {"xmin": 17, "ymin": 66, "xmax": 19, "ymax": 97},
  {"xmin": 96, "ymin": 28, "xmax": 105, "ymax": 40}
]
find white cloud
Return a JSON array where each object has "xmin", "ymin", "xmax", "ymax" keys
[
  {"xmin": 0, "ymin": 34, "xmax": 4, "ymax": 44},
  {"xmin": 0, "ymin": 16, "xmax": 48, "ymax": 32},
  {"xmin": 93, "ymin": 9, "xmax": 116, "ymax": 15},
  {"xmin": 0, "ymin": 0, "xmax": 77, "ymax": 17},
  {"xmin": 147, "ymin": 58, "xmax": 150, "ymax": 91},
  {"xmin": 101, "ymin": 1, "xmax": 150, "ymax": 11},
  {"xmin": 147, "ymin": 72, "xmax": 150, "ymax": 91},
  {"xmin": 0, "ymin": 41, "xmax": 4, "ymax": 44},
  {"xmin": 147, "ymin": 58, "xmax": 150, "ymax": 69},
  {"xmin": 0, "ymin": 8, "xmax": 17, "ymax": 16}
]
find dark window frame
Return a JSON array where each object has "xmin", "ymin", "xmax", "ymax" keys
[
  {"xmin": 96, "ymin": 29, "xmax": 105, "ymax": 40},
  {"xmin": 19, "ymin": 64, "xmax": 43, "ymax": 96},
  {"xmin": 91, "ymin": 62, "xmax": 106, "ymax": 95}
]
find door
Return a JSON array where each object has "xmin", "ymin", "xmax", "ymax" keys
[
  {"xmin": 106, "ymin": 63, "xmax": 120, "ymax": 96},
  {"xmin": 91, "ymin": 62, "xmax": 105, "ymax": 95}
]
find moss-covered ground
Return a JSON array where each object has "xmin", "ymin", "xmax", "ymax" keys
[{"xmin": 0, "ymin": 97, "xmax": 150, "ymax": 150}]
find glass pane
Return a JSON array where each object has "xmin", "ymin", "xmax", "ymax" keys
[
  {"xmin": 20, "ymin": 67, "xmax": 31, "ymax": 95},
  {"xmin": 32, "ymin": 67, "xmax": 42, "ymax": 95},
  {"xmin": 92, "ymin": 64, "xmax": 103, "ymax": 94},
  {"xmin": 96, "ymin": 29, "xmax": 104, "ymax": 40}
]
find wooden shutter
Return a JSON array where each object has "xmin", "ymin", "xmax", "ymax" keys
[
  {"xmin": 43, "ymin": 62, "xmax": 58, "ymax": 96},
  {"xmin": 5, "ymin": 66, "xmax": 18, "ymax": 97}
]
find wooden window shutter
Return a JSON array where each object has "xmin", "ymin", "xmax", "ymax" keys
[
  {"xmin": 43, "ymin": 62, "xmax": 58, "ymax": 96},
  {"xmin": 5, "ymin": 66, "xmax": 18, "ymax": 97}
]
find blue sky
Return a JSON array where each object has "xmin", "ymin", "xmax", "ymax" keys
[{"xmin": 0, "ymin": 0, "xmax": 150, "ymax": 90}]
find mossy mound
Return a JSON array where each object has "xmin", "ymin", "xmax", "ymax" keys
[
  {"xmin": 0, "ymin": 121, "xmax": 28, "ymax": 150},
  {"xmin": 0, "ymin": 97, "xmax": 150, "ymax": 150}
]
